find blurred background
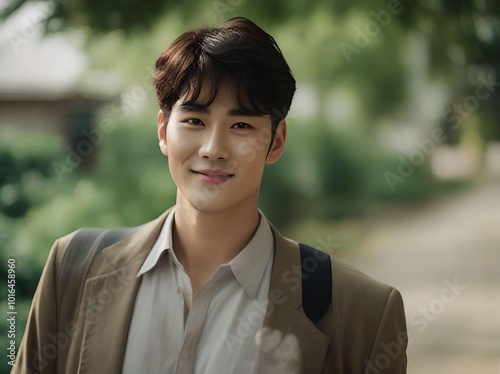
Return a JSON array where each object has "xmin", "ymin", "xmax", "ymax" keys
[{"xmin": 0, "ymin": 0, "xmax": 499, "ymax": 372}]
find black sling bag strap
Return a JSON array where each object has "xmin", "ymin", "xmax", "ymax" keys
[
  {"xmin": 58, "ymin": 228, "xmax": 332, "ymax": 325},
  {"xmin": 299, "ymin": 243, "xmax": 332, "ymax": 323}
]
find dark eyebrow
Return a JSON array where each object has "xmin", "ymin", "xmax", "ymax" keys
[
  {"xmin": 178, "ymin": 103, "xmax": 208, "ymax": 113},
  {"xmin": 178, "ymin": 103, "xmax": 264, "ymax": 117}
]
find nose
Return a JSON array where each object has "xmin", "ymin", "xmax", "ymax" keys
[{"xmin": 198, "ymin": 128, "xmax": 230, "ymax": 160}]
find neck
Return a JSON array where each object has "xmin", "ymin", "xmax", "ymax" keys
[{"xmin": 171, "ymin": 192, "xmax": 260, "ymax": 280}]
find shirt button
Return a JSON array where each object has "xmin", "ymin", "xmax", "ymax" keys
[{"xmin": 181, "ymin": 349, "xmax": 189, "ymax": 360}]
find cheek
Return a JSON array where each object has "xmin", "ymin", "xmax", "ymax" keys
[
  {"xmin": 167, "ymin": 130, "xmax": 195, "ymax": 161},
  {"xmin": 234, "ymin": 151, "xmax": 267, "ymax": 180},
  {"xmin": 167, "ymin": 144, "xmax": 191, "ymax": 170},
  {"xmin": 233, "ymin": 136, "xmax": 268, "ymax": 165}
]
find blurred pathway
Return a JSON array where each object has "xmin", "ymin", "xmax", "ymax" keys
[{"xmin": 338, "ymin": 179, "xmax": 500, "ymax": 374}]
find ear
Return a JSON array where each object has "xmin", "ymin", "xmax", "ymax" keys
[
  {"xmin": 157, "ymin": 110, "xmax": 169, "ymax": 157},
  {"xmin": 266, "ymin": 120, "xmax": 287, "ymax": 165}
]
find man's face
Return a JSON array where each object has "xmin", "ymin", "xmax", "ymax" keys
[{"xmin": 157, "ymin": 83, "xmax": 286, "ymax": 213}]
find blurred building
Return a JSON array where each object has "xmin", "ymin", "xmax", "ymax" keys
[
  {"xmin": 0, "ymin": 91, "xmax": 112, "ymax": 168},
  {"xmin": 0, "ymin": 4, "xmax": 117, "ymax": 168}
]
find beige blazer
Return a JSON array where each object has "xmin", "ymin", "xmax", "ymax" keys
[{"xmin": 12, "ymin": 209, "xmax": 407, "ymax": 374}]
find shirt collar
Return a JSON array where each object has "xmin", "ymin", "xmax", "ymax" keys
[
  {"xmin": 137, "ymin": 208, "xmax": 274, "ymax": 298},
  {"xmin": 137, "ymin": 207, "xmax": 175, "ymax": 276},
  {"xmin": 228, "ymin": 211, "xmax": 273, "ymax": 298}
]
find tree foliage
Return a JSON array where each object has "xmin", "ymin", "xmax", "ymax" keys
[{"xmin": 2, "ymin": 0, "xmax": 499, "ymax": 71}]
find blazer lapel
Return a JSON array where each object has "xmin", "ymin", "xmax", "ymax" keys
[
  {"xmin": 258, "ymin": 225, "xmax": 330, "ymax": 374},
  {"xmin": 75, "ymin": 209, "xmax": 172, "ymax": 374}
]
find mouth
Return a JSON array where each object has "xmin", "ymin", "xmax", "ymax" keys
[
  {"xmin": 191, "ymin": 169, "xmax": 235, "ymax": 184},
  {"xmin": 193, "ymin": 169, "xmax": 235, "ymax": 177}
]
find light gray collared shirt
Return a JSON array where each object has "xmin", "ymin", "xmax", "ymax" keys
[{"xmin": 122, "ymin": 208, "xmax": 274, "ymax": 374}]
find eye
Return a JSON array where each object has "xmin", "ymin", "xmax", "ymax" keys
[
  {"xmin": 231, "ymin": 122, "xmax": 253, "ymax": 130},
  {"xmin": 183, "ymin": 118, "xmax": 203, "ymax": 126}
]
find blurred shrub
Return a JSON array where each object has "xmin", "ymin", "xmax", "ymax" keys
[
  {"xmin": 259, "ymin": 119, "xmax": 468, "ymax": 226},
  {"xmin": 0, "ymin": 128, "xmax": 62, "ymax": 218},
  {"xmin": 260, "ymin": 149, "xmax": 303, "ymax": 227}
]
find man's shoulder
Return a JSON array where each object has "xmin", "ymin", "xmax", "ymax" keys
[
  {"xmin": 269, "ymin": 223, "xmax": 398, "ymax": 298},
  {"xmin": 287, "ymin": 235, "xmax": 401, "ymax": 311},
  {"xmin": 53, "ymin": 227, "xmax": 130, "ymax": 256},
  {"xmin": 46, "ymin": 228, "xmax": 96, "ymax": 269},
  {"xmin": 49, "ymin": 212, "xmax": 166, "ymax": 275},
  {"xmin": 53, "ymin": 208, "xmax": 174, "ymax": 258},
  {"xmin": 327, "ymin": 255, "xmax": 404, "ymax": 330},
  {"xmin": 47, "ymin": 227, "xmax": 128, "ymax": 277},
  {"xmin": 276, "ymin": 232, "xmax": 397, "ymax": 294},
  {"xmin": 330, "ymin": 256, "xmax": 396, "ymax": 296}
]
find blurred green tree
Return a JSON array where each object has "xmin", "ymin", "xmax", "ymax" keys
[{"xmin": 3, "ymin": 0, "xmax": 498, "ymax": 70}]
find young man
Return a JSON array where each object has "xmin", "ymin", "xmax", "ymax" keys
[{"xmin": 13, "ymin": 17, "xmax": 407, "ymax": 374}]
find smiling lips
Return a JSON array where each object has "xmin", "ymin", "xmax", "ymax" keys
[{"xmin": 192, "ymin": 169, "xmax": 235, "ymax": 185}]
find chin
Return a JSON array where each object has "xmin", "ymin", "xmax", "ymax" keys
[
  {"xmin": 178, "ymin": 187, "xmax": 258, "ymax": 213},
  {"xmin": 184, "ymin": 193, "xmax": 234, "ymax": 213}
]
